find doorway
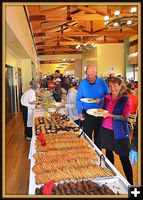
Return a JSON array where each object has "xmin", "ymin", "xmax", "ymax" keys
[
  {"xmin": 5, "ymin": 65, "xmax": 15, "ymax": 124},
  {"xmin": 17, "ymin": 68, "xmax": 22, "ymax": 111},
  {"xmin": 5, "ymin": 64, "xmax": 19, "ymax": 124}
]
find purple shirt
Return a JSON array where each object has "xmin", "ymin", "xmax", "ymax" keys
[{"xmin": 102, "ymin": 94, "xmax": 131, "ymax": 130}]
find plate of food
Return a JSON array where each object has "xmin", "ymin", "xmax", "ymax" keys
[
  {"xmin": 87, "ymin": 108, "xmax": 108, "ymax": 117},
  {"xmin": 80, "ymin": 98, "xmax": 97, "ymax": 103}
]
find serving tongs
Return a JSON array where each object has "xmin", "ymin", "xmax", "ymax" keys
[
  {"xmin": 99, "ymin": 154, "xmax": 106, "ymax": 167},
  {"xmin": 78, "ymin": 130, "xmax": 85, "ymax": 138}
]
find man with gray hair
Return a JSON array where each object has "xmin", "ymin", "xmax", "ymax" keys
[
  {"xmin": 29, "ymin": 79, "xmax": 35, "ymax": 87},
  {"xmin": 76, "ymin": 64, "xmax": 109, "ymax": 147},
  {"xmin": 21, "ymin": 82, "xmax": 42, "ymax": 140}
]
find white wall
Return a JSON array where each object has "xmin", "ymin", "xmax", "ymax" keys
[
  {"xmin": 21, "ymin": 59, "xmax": 32, "ymax": 92},
  {"xmin": 5, "ymin": 5, "xmax": 38, "ymax": 65},
  {"xmin": 6, "ymin": 47, "xmax": 22, "ymax": 70}
]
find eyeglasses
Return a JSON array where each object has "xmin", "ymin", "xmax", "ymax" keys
[{"xmin": 86, "ymin": 74, "xmax": 96, "ymax": 77}]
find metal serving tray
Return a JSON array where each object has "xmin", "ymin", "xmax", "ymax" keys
[
  {"xmin": 57, "ymin": 176, "xmax": 128, "ymax": 195},
  {"xmin": 76, "ymin": 131, "xmax": 116, "ymax": 174},
  {"xmin": 93, "ymin": 177, "xmax": 128, "ymax": 194},
  {"xmin": 79, "ymin": 131, "xmax": 130, "ymax": 187},
  {"xmin": 82, "ymin": 132, "xmax": 116, "ymax": 175}
]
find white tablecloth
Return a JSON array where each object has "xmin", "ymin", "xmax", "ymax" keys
[{"xmin": 28, "ymin": 109, "xmax": 130, "ymax": 195}]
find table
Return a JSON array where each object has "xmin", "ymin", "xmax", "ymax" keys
[{"xmin": 28, "ymin": 108, "xmax": 130, "ymax": 195}]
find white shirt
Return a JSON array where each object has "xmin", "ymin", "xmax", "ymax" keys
[
  {"xmin": 21, "ymin": 88, "xmax": 36, "ymax": 127},
  {"xmin": 65, "ymin": 87, "xmax": 79, "ymax": 121}
]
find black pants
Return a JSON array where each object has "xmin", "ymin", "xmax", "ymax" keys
[
  {"xmin": 74, "ymin": 119, "xmax": 80, "ymax": 126},
  {"xmin": 106, "ymin": 150, "xmax": 133, "ymax": 185},
  {"xmin": 82, "ymin": 109, "xmax": 103, "ymax": 148},
  {"xmin": 21, "ymin": 105, "xmax": 32, "ymax": 138}
]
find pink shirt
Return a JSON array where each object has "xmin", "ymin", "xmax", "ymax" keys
[{"xmin": 102, "ymin": 94, "xmax": 131, "ymax": 130}]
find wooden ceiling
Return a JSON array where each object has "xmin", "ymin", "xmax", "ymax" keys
[{"xmin": 26, "ymin": 5, "xmax": 138, "ymax": 58}]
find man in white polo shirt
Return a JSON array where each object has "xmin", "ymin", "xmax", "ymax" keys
[{"xmin": 21, "ymin": 82, "xmax": 42, "ymax": 140}]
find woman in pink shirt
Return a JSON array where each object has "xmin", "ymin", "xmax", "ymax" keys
[{"xmin": 98, "ymin": 77, "xmax": 133, "ymax": 184}]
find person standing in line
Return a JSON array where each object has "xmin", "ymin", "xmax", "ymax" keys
[
  {"xmin": 29, "ymin": 79, "xmax": 35, "ymax": 87},
  {"xmin": 129, "ymin": 114, "xmax": 138, "ymax": 165},
  {"xmin": 42, "ymin": 74, "xmax": 48, "ymax": 88},
  {"xmin": 124, "ymin": 88, "xmax": 138, "ymax": 115},
  {"xmin": 55, "ymin": 69, "xmax": 61, "ymax": 78},
  {"xmin": 47, "ymin": 75, "xmax": 55, "ymax": 91},
  {"xmin": 53, "ymin": 78, "xmax": 62, "ymax": 102},
  {"xmin": 21, "ymin": 82, "xmax": 42, "ymax": 140},
  {"xmin": 76, "ymin": 63, "xmax": 109, "ymax": 146},
  {"xmin": 99, "ymin": 77, "xmax": 133, "ymax": 184},
  {"xmin": 56, "ymin": 82, "xmax": 79, "ymax": 125}
]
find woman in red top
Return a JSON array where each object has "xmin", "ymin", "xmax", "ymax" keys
[
  {"xmin": 47, "ymin": 76, "xmax": 55, "ymax": 91},
  {"xmin": 124, "ymin": 88, "xmax": 138, "ymax": 115}
]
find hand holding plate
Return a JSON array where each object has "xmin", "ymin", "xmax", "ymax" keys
[
  {"xmin": 94, "ymin": 98, "xmax": 100, "ymax": 104},
  {"xmin": 78, "ymin": 113, "xmax": 85, "ymax": 121},
  {"xmin": 102, "ymin": 112, "xmax": 113, "ymax": 118}
]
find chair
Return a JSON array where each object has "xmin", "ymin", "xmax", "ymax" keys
[{"xmin": 128, "ymin": 114, "xmax": 137, "ymax": 130}]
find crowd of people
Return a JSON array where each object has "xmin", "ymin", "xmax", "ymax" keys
[
  {"xmin": 20, "ymin": 64, "xmax": 138, "ymax": 185},
  {"xmin": 39, "ymin": 70, "xmax": 77, "ymax": 90}
]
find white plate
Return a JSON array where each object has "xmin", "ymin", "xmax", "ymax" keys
[
  {"xmin": 53, "ymin": 102, "xmax": 61, "ymax": 106},
  {"xmin": 87, "ymin": 108, "xmax": 108, "ymax": 117},
  {"xmin": 47, "ymin": 108, "xmax": 56, "ymax": 112},
  {"xmin": 80, "ymin": 98, "xmax": 96, "ymax": 103}
]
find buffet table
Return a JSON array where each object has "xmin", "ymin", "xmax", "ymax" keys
[
  {"xmin": 27, "ymin": 106, "xmax": 130, "ymax": 196},
  {"xmin": 28, "ymin": 107, "xmax": 66, "ymax": 194}
]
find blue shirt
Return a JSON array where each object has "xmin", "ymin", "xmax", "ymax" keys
[{"xmin": 76, "ymin": 77, "xmax": 109, "ymax": 114}]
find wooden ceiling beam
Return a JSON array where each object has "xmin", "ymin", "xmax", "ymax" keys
[
  {"xmin": 90, "ymin": 21, "xmax": 94, "ymax": 33},
  {"xmin": 94, "ymin": 40, "xmax": 123, "ymax": 44},
  {"xmin": 29, "ymin": 14, "xmax": 104, "ymax": 22},
  {"xmin": 37, "ymin": 42, "xmax": 77, "ymax": 49},
  {"xmin": 101, "ymin": 29, "xmax": 137, "ymax": 35},
  {"xmin": 39, "ymin": 6, "xmax": 66, "ymax": 14},
  {"xmin": 41, "ymin": 40, "xmax": 123, "ymax": 51},
  {"xmin": 62, "ymin": 36, "xmax": 75, "ymax": 41},
  {"xmin": 39, "ymin": 51, "xmax": 81, "ymax": 55},
  {"xmin": 74, "ymin": 5, "xmax": 97, "ymax": 14},
  {"xmin": 41, "ymin": 47, "xmax": 78, "ymax": 51},
  {"xmin": 43, "ymin": 37, "xmax": 83, "ymax": 44},
  {"xmin": 40, "ymin": 60, "xmax": 64, "ymax": 64},
  {"xmin": 67, "ymin": 5, "xmax": 72, "ymax": 20},
  {"xmin": 33, "ymin": 29, "xmax": 137, "ymax": 38},
  {"xmin": 64, "ymin": 24, "xmax": 81, "ymax": 31},
  {"xmin": 37, "ymin": 39, "xmax": 123, "ymax": 51},
  {"xmin": 27, "ymin": 5, "xmax": 66, "ymax": 15},
  {"xmin": 63, "ymin": 24, "xmax": 81, "ymax": 32},
  {"xmin": 34, "ymin": 24, "xmax": 62, "ymax": 33},
  {"xmin": 36, "ymin": 41, "xmax": 81, "ymax": 46},
  {"xmin": 42, "ymin": 37, "xmax": 58, "ymax": 43},
  {"xmin": 61, "ymin": 25, "xmax": 64, "ymax": 34},
  {"xmin": 74, "ymin": 5, "xmax": 106, "ymax": 16}
]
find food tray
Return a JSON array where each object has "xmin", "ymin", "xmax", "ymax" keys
[
  {"xmin": 93, "ymin": 177, "xmax": 128, "ymax": 194},
  {"xmin": 57, "ymin": 176, "xmax": 128, "ymax": 195},
  {"xmin": 29, "ymin": 111, "xmax": 130, "ymax": 195},
  {"xmin": 80, "ymin": 132, "xmax": 130, "ymax": 186},
  {"xmin": 35, "ymin": 177, "xmax": 128, "ymax": 195},
  {"xmin": 82, "ymin": 132, "xmax": 117, "ymax": 175}
]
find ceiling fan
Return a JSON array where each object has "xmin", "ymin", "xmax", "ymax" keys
[
  {"xmin": 55, "ymin": 39, "xmax": 61, "ymax": 49},
  {"xmin": 66, "ymin": 5, "xmax": 72, "ymax": 20}
]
